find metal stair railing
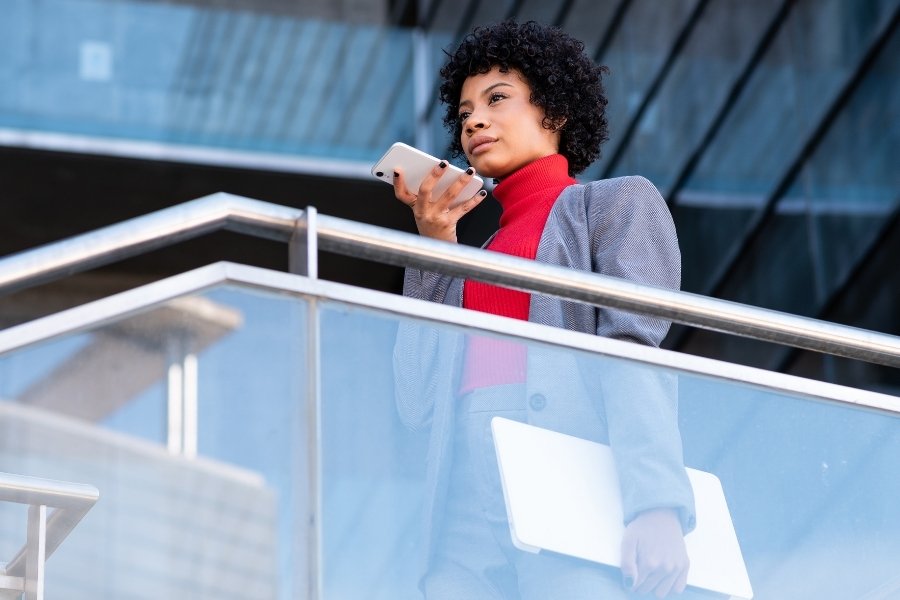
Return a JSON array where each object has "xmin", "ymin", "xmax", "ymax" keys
[
  {"xmin": 0, "ymin": 472, "xmax": 100, "ymax": 600},
  {"xmin": 0, "ymin": 192, "xmax": 898, "ymax": 368}
]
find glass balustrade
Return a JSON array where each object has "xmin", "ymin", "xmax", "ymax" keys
[
  {"xmin": 0, "ymin": 266, "xmax": 897, "ymax": 599},
  {"xmin": 0, "ymin": 281, "xmax": 309, "ymax": 599}
]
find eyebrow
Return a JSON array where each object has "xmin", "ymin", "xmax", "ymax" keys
[{"xmin": 458, "ymin": 81, "xmax": 515, "ymax": 110}]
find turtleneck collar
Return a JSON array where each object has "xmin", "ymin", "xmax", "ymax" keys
[{"xmin": 492, "ymin": 154, "xmax": 576, "ymax": 227}]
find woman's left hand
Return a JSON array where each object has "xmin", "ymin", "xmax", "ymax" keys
[{"xmin": 620, "ymin": 507, "xmax": 689, "ymax": 598}]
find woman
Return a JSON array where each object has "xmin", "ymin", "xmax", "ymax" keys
[{"xmin": 392, "ymin": 21, "xmax": 697, "ymax": 599}]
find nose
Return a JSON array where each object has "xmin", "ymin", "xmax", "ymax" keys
[{"xmin": 465, "ymin": 114, "xmax": 487, "ymax": 135}]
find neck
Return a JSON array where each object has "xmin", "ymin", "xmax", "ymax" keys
[{"xmin": 492, "ymin": 154, "xmax": 576, "ymax": 225}]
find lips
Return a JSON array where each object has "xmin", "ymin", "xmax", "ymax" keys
[{"xmin": 468, "ymin": 135, "xmax": 496, "ymax": 155}]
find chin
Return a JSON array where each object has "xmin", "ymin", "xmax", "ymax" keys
[{"xmin": 468, "ymin": 158, "xmax": 505, "ymax": 180}]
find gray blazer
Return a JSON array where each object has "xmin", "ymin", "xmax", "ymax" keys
[{"xmin": 394, "ymin": 175, "xmax": 696, "ymax": 563}]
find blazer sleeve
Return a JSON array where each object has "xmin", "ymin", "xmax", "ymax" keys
[
  {"xmin": 401, "ymin": 268, "xmax": 456, "ymax": 304},
  {"xmin": 392, "ymin": 268, "xmax": 460, "ymax": 431},
  {"xmin": 587, "ymin": 176, "xmax": 696, "ymax": 533},
  {"xmin": 588, "ymin": 175, "xmax": 681, "ymax": 345}
]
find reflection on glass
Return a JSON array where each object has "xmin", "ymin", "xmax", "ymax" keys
[
  {"xmin": 0, "ymin": 284, "xmax": 308, "ymax": 599},
  {"xmin": 319, "ymin": 300, "xmax": 900, "ymax": 600},
  {"xmin": 1, "ymin": 280, "xmax": 898, "ymax": 598}
]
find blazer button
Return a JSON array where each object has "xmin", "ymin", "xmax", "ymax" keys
[{"xmin": 529, "ymin": 393, "xmax": 547, "ymax": 411}]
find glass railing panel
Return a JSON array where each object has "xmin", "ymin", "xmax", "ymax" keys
[
  {"xmin": 0, "ymin": 501, "xmax": 27, "ymax": 570},
  {"xmin": 2, "ymin": 270, "xmax": 897, "ymax": 599},
  {"xmin": 318, "ymin": 297, "xmax": 900, "ymax": 600},
  {"xmin": 318, "ymin": 302, "xmax": 425, "ymax": 598},
  {"xmin": 0, "ymin": 327, "xmax": 168, "ymax": 444},
  {"xmin": 0, "ymin": 283, "xmax": 309, "ymax": 599},
  {"xmin": 1, "ymin": 406, "xmax": 280, "ymax": 599}
]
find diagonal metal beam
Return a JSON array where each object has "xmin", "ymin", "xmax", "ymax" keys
[
  {"xmin": 700, "ymin": 5, "xmax": 900, "ymax": 300},
  {"xmin": 551, "ymin": 0, "xmax": 576, "ymax": 28},
  {"xmin": 592, "ymin": 0, "xmax": 634, "ymax": 64},
  {"xmin": 776, "ymin": 198, "xmax": 900, "ymax": 373},
  {"xmin": 664, "ymin": 0, "xmax": 795, "ymax": 205},
  {"xmin": 601, "ymin": 0, "xmax": 711, "ymax": 179},
  {"xmin": 672, "ymin": 4, "xmax": 900, "ymax": 353}
]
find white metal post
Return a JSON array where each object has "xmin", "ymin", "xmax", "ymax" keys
[{"xmin": 24, "ymin": 504, "xmax": 47, "ymax": 600}]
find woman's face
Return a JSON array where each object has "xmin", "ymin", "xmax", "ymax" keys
[{"xmin": 458, "ymin": 67, "xmax": 561, "ymax": 180}]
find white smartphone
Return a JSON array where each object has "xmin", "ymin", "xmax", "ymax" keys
[{"xmin": 371, "ymin": 142, "xmax": 484, "ymax": 204}]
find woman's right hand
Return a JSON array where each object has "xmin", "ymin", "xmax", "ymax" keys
[
  {"xmin": 393, "ymin": 160, "xmax": 486, "ymax": 243},
  {"xmin": 620, "ymin": 508, "xmax": 690, "ymax": 598}
]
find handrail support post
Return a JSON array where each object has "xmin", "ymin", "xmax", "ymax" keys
[
  {"xmin": 290, "ymin": 207, "xmax": 319, "ymax": 279},
  {"xmin": 24, "ymin": 504, "xmax": 47, "ymax": 600}
]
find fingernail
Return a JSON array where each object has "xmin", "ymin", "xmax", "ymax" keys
[
  {"xmin": 478, "ymin": 190, "xmax": 487, "ymax": 197},
  {"xmin": 438, "ymin": 161, "xmax": 447, "ymax": 169},
  {"xmin": 393, "ymin": 171, "xmax": 399, "ymax": 178},
  {"xmin": 622, "ymin": 576, "xmax": 634, "ymax": 590},
  {"xmin": 465, "ymin": 167, "xmax": 475, "ymax": 175}
]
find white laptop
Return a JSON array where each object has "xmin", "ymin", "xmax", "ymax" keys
[{"xmin": 491, "ymin": 417, "xmax": 753, "ymax": 599}]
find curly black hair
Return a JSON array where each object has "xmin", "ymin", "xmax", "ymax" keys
[{"xmin": 439, "ymin": 20, "xmax": 608, "ymax": 176}]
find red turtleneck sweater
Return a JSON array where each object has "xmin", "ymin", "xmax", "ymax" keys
[{"xmin": 459, "ymin": 154, "xmax": 576, "ymax": 395}]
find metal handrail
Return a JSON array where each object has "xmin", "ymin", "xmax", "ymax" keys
[
  {"xmin": 0, "ymin": 193, "xmax": 899, "ymax": 367},
  {"xmin": 0, "ymin": 472, "xmax": 100, "ymax": 597},
  {"xmin": 0, "ymin": 193, "xmax": 300, "ymax": 295}
]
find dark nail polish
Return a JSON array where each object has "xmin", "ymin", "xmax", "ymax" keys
[
  {"xmin": 478, "ymin": 190, "xmax": 487, "ymax": 197},
  {"xmin": 465, "ymin": 167, "xmax": 475, "ymax": 175},
  {"xmin": 393, "ymin": 171, "xmax": 399, "ymax": 178},
  {"xmin": 438, "ymin": 161, "xmax": 447, "ymax": 169}
]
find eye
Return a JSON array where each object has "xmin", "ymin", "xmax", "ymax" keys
[
  {"xmin": 489, "ymin": 92, "xmax": 507, "ymax": 104},
  {"xmin": 457, "ymin": 110, "xmax": 471, "ymax": 123}
]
